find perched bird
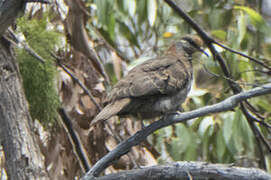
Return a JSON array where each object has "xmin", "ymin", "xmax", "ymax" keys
[{"xmin": 91, "ymin": 35, "xmax": 206, "ymax": 126}]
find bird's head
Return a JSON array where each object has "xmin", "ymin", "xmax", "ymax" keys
[{"xmin": 167, "ymin": 35, "xmax": 208, "ymax": 57}]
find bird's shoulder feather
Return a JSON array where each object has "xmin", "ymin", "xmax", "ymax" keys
[{"xmin": 106, "ymin": 55, "xmax": 192, "ymax": 103}]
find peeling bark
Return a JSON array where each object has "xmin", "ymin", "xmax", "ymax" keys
[
  {"xmin": 0, "ymin": 37, "xmax": 49, "ymax": 179},
  {"xmin": 0, "ymin": 1, "xmax": 49, "ymax": 178}
]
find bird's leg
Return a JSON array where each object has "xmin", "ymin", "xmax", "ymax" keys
[{"xmin": 162, "ymin": 109, "xmax": 183, "ymax": 121}]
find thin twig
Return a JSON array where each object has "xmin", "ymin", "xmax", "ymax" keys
[
  {"xmin": 89, "ymin": 23, "xmax": 130, "ymax": 63},
  {"xmin": 202, "ymin": 64, "xmax": 265, "ymax": 88},
  {"xmin": 6, "ymin": 29, "xmax": 45, "ymax": 63},
  {"xmin": 213, "ymin": 40, "xmax": 271, "ymax": 72},
  {"xmin": 53, "ymin": 57, "xmax": 102, "ymax": 111},
  {"xmin": 104, "ymin": 123, "xmax": 140, "ymax": 169},
  {"xmin": 58, "ymin": 108, "xmax": 91, "ymax": 172}
]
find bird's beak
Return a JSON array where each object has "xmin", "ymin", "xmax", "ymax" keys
[{"xmin": 199, "ymin": 47, "xmax": 209, "ymax": 57}]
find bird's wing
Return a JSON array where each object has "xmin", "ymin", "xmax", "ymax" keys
[{"xmin": 107, "ymin": 56, "xmax": 191, "ymax": 102}]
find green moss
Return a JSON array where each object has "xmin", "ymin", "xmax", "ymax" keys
[{"xmin": 16, "ymin": 14, "xmax": 61, "ymax": 125}]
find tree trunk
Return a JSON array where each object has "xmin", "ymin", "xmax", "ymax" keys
[{"xmin": 0, "ymin": 36, "xmax": 49, "ymax": 179}]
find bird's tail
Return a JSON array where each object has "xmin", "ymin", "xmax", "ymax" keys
[{"xmin": 90, "ymin": 98, "xmax": 131, "ymax": 127}]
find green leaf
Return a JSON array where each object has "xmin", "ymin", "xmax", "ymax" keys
[
  {"xmin": 236, "ymin": 11, "xmax": 247, "ymax": 46},
  {"xmin": 208, "ymin": 9, "xmax": 233, "ymax": 29},
  {"xmin": 198, "ymin": 116, "xmax": 214, "ymax": 137},
  {"xmin": 221, "ymin": 112, "xmax": 237, "ymax": 154},
  {"xmin": 98, "ymin": 28, "xmax": 115, "ymax": 48},
  {"xmin": 234, "ymin": 6, "xmax": 265, "ymax": 28},
  {"xmin": 95, "ymin": 0, "xmax": 115, "ymax": 28},
  {"xmin": 238, "ymin": 60, "xmax": 254, "ymax": 82},
  {"xmin": 216, "ymin": 129, "xmax": 226, "ymax": 162},
  {"xmin": 147, "ymin": 0, "xmax": 157, "ymax": 26},
  {"xmin": 167, "ymin": 124, "xmax": 191, "ymax": 160},
  {"xmin": 184, "ymin": 141, "xmax": 198, "ymax": 160},
  {"xmin": 95, "ymin": 0, "xmax": 107, "ymax": 25},
  {"xmin": 118, "ymin": 21, "xmax": 140, "ymax": 48},
  {"xmin": 125, "ymin": 0, "xmax": 136, "ymax": 17},
  {"xmin": 107, "ymin": 13, "xmax": 116, "ymax": 41},
  {"xmin": 202, "ymin": 125, "xmax": 213, "ymax": 160},
  {"xmin": 211, "ymin": 30, "xmax": 227, "ymax": 40},
  {"xmin": 137, "ymin": 0, "xmax": 148, "ymax": 24}
]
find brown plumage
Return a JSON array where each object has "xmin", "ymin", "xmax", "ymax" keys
[{"xmin": 91, "ymin": 35, "xmax": 205, "ymax": 126}]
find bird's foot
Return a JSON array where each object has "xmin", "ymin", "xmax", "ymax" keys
[{"xmin": 162, "ymin": 112, "xmax": 181, "ymax": 121}]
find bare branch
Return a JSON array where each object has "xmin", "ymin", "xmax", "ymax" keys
[
  {"xmin": 92, "ymin": 162, "xmax": 271, "ymax": 180},
  {"xmin": 55, "ymin": 60, "xmax": 102, "ymax": 111},
  {"xmin": 58, "ymin": 108, "xmax": 91, "ymax": 172},
  {"xmin": 82, "ymin": 83, "xmax": 271, "ymax": 178},
  {"xmin": 6, "ymin": 29, "xmax": 45, "ymax": 63},
  {"xmin": 213, "ymin": 40, "xmax": 271, "ymax": 72}
]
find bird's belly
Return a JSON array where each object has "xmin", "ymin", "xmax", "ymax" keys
[
  {"xmin": 153, "ymin": 81, "xmax": 192, "ymax": 113},
  {"xmin": 119, "ymin": 81, "xmax": 192, "ymax": 119}
]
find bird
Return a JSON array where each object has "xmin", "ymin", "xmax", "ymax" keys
[{"xmin": 90, "ymin": 35, "xmax": 206, "ymax": 127}]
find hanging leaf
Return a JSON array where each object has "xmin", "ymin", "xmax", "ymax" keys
[
  {"xmin": 95, "ymin": 0, "xmax": 108, "ymax": 25},
  {"xmin": 216, "ymin": 129, "xmax": 226, "ymax": 162},
  {"xmin": 234, "ymin": 6, "xmax": 265, "ymax": 28},
  {"xmin": 125, "ymin": 0, "xmax": 136, "ymax": 17},
  {"xmin": 237, "ymin": 11, "xmax": 247, "ymax": 46},
  {"xmin": 211, "ymin": 30, "xmax": 227, "ymax": 40},
  {"xmin": 147, "ymin": 0, "xmax": 157, "ymax": 26},
  {"xmin": 137, "ymin": 0, "xmax": 147, "ymax": 24},
  {"xmin": 107, "ymin": 13, "xmax": 116, "ymax": 41},
  {"xmin": 118, "ymin": 21, "xmax": 140, "ymax": 48}
]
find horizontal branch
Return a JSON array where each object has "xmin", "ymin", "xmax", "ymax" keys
[
  {"xmin": 81, "ymin": 83, "xmax": 271, "ymax": 179},
  {"xmin": 95, "ymin": 162, "xmax": 271, "ymax": 180}
]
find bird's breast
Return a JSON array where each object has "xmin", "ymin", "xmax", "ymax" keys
[{"xmin": 153, "ymin": 78, "xmax": 192, "ymax": 113}]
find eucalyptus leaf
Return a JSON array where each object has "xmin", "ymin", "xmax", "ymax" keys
[
  {"xmin": 234, "ymin": 6, "xmax": 265, "ymax": 28},
  {"xmin": 147, "ymin": 0, "xmax": 157, "ymax": 26}
]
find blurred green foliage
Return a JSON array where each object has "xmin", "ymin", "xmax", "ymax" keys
[
  {"xmin": 88, "ymin": 0, "xmax": 271, "ymax": 170},
  {"xmin": 16, "ymin": 14, "xmax": 61, "ymax": 126}
]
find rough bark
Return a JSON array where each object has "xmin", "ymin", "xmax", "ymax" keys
[
  {"xmin": 0, "ymin": 0, "xmax": 49, "ymax": 177},
  {"xmin": 0, "ymin": 37, "xmax": 49, "ymax": 179},
  {"xmin": 92, "ymin": 162, "xmax": 271, "ymax": 180},
  {"xmin": 0, "ymin": 0, "xmax": 24, "ymax": 35}
]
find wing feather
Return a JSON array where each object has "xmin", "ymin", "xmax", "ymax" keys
[{"xmin": 107, "ymin": 56, "xmax": 191, "ymax": 102}]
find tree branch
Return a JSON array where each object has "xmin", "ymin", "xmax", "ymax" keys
[
  {"xmin": 5, "ymin": 29, "xmax": 45, "ymax": 63},
  {"xmin": 213, "ymin": 40, "xmax": 271, "ymax": 72},
  {"xmin": 91, "ymin": 162, "xmax": 271, "ymax": 180},
  {"xmin": 0, "ymin": 0, "xmax": 24, "ymax": 36},
  {"xmin": 81, "ymin": 83, "xmax": 271, "ymax": 178},
  {"xmin": 58, "ymin": 108, "xmax": 91, "ymax": 172}
]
